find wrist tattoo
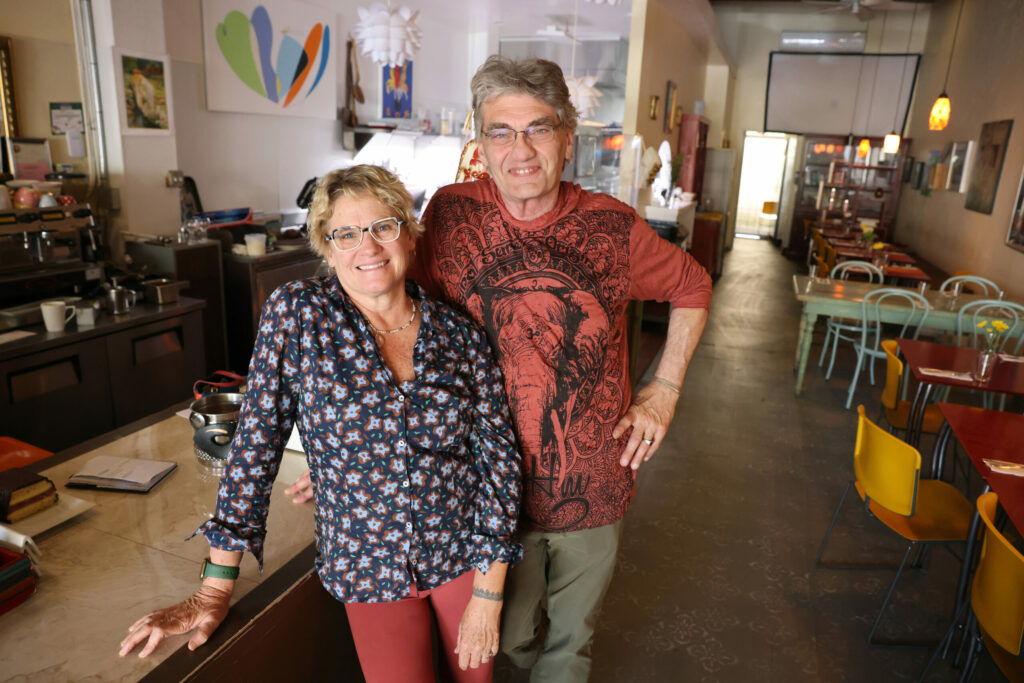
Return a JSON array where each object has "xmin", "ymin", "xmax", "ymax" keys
[{"xmin": 472, "ymin": 586, "xmax": 503, "ymax": 601}]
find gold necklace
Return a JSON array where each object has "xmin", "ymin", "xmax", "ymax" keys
[{"xmin": 366, "ymin": 300, "xmax": 418, "ymax": 338}]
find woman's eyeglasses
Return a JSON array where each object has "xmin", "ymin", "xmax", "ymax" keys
[{"xmin": 325, "ymin": 217, "xmax": 404, "ymax": 252}]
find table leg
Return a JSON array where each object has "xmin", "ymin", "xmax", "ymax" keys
[
  {"xmin": 929, "ymin": 420, "xmax": 953, "ymax": 480},
  {"xmin": 907, "ymin": 381, "xmax": 926, "ymax": 448},
  {"xmin": 945, "ymin": 484, "xmax": 991, "ymax": 658},
  {"xmin": 794, "ymin": 310, "xmax": 817, "ymax": 396},
  {"xmin": 909, "ymin": 383, "xmax": 935, "ymax": 449}
]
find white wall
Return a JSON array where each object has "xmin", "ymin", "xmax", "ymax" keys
[
  {"xmin": 897, "ymin": 0, "xmax": 1024, "ymax": 298},
  {"xmin": 713, "ymin": 5, "xmax": 931, "ymax": 245},
  {"xmin": 163, "ymin": 0, "xmax": 476, "ymax": 223}
]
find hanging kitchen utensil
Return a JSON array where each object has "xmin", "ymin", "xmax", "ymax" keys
[
  {"xmin": 342, "ymin": 39, "xmax": 358, "ymax": 128},
  {"xmin": 352, "ymin": 42, "xmax": 365, "ymax": 104}
]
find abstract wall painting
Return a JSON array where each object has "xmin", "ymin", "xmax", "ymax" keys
[
  {"xmin": 382, "ymin": 61, "xmax": 412, "ymax": 119},
  {"xmin": 203, "ymin": 0, "xmax": 335, "ymax": 118},
  {"xmin": 966, "ymin": 119, "xmax": 1013, "ymax": 214}
]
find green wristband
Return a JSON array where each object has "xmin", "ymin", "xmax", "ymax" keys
[{"xmin": 200, "ymin": 558, "xmax": 240, "ymax": 581}]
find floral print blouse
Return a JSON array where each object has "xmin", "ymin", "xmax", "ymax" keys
[{"xmin": 196, "ymin": 277, "xmax": 522, "ymax": 603}]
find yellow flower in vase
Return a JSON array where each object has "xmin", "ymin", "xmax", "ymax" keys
[{"xmin": 976, "ymin": 319, "xmax": 1010, "ymax": 353}]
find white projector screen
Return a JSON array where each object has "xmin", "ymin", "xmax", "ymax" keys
[{"xmin": 765, "ymin": 52, "xmax": 920, "ymax": 136}]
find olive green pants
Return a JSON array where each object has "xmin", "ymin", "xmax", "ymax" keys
[{"xmin": 500, "ymin": 520, "xmax": 623, "ymax": 683}]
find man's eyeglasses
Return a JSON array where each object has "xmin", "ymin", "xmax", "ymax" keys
[
  {"xmin": 481, "ymin": 123, "xmax": 561, "ymax": 148},
  {"xmin": 325, "ymin": 217, "xmax": 403, "ymax": 252}
]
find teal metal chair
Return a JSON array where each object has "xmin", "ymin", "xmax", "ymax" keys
[
  {"xmin": 955, "ymin": 300, "xmax": 1024, "ymax": 354},
  {"xmin": 845, "ymin": 288, "xmax": 930, "ymax": 409},
  {"xmin": 939, "ymin": 275, "xmax": 1001, "ymax": 298},
  {"xmin": 819, "ymin": 261, "xmax": 885, "ymax": 380},
  {"xmin": 955, "ymin": 300, "xmax": 1024, "ymax": 410}
]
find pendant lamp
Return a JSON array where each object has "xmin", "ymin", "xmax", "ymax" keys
[
  {"xmin": 929, "ymin": 0, "xmax": 964, "ymax": 131},
  {"xmin": 883, "ymin": 3, "xmax": 918, "ymax": 155},
  {"xmin": 858, "ymin": 138, "xmax": 871, "ymax": 158},
  {"xmin": 354, "ymin": 2, "xmax": 422, "ymax": 67}
]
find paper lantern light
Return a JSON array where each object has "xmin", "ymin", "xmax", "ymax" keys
[
  {"xmin": 565, "ymin": 75, "xmax": 603, "ymax": 119},
  {"xmin": 354, "ymin": 3, "xmax": 422, "ymax": 67}
]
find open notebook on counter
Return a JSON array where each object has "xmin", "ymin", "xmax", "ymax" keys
[{"xmin": 67, "ymin": 455, "xmax": 176, "ymax": 493}]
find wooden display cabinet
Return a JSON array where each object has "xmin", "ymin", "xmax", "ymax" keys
[{"xmin": 784, "ymin": 135, "xmax": 909, "ymax": 258}]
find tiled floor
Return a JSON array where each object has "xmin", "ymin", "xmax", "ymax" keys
[{"xmin": 496, "ymin": 238, "xmax": 1003, "ymax": 682}]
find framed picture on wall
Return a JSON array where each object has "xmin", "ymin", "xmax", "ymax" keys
[
  {"xmin": 114, "ymin": 48, "xmax": 174, "ymax": 135},
  {"xmin": 966, "ymin": 119, "xmax": 1013, "ymax": 214},
  {"xmin": 1007, "ymin": 166, "xmax": 1024, "ymax": 254},
  {"xmin": 0, "ymin": 36, "xmax": 20, "ymax": 139},
  {"xmin": 909, "ymin": 162, "xmax": 925, "ymax": 189},
  {"xmin": 663, "ymin": 81, "xmax": 677, "ymax": 134},
  {"xmin": 382, "ymin": 61, "xmax": 412, "ymax": 119},
  {"xmin": 946, "ymin": 141, "xmax": 974, "ymax": 193}
]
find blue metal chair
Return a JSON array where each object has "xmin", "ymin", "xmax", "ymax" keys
[
  {"xmin": 845, "ymin": 288, "xmax": 930, "ymax": 409},
  {"xmin": 819, "ymin": 262, "xmax": 885, "ymax": 380},
  {"xmin": 939, "ymin": 275, "xmax": 1001, "ymax": 298}
]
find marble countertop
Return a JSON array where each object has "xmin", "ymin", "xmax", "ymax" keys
[{"xmin": 0, "ymin": 412, "xmax": 315, "ymax": 680}]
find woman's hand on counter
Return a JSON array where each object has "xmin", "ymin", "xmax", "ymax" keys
[
  {"xmin": 118, "ymin": 584, "xmax": 232, "ymax": 658},
  {"xmin": 285, "ymin": 469, "xmax": 314, "ymax": 503}
]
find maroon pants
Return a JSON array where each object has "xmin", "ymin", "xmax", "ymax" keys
[{"xmin": 344, "ymin": 571, "xmax": 492, "ymax": 683}]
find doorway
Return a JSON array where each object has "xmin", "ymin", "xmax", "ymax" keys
[{"xmin": 735, "ymin": 132, "xmax": 789, "ymax": 239}]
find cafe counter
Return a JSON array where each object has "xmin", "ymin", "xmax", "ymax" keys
[{"xmin": 0, "ymin": 407, "xmax": 338, "ymax": 680}]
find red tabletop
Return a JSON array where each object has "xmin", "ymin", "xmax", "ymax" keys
[
  {"xmin": 938, "ymin": 402, "xmax": 1024, "ymax": 530},
  {"xmin": 884, "ymin": 264, "xmax": 931, "ymax": 282},
  {"xmin": 898, "ymin": 338, "xmax": 1024, "ymax": 396},
  {"xmin": 886, "ymin": 252, "xmax": 915, "ymax": 264}
]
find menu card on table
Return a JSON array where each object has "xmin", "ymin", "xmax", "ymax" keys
[{"xmin": 67, "ymin": 456, "xmax": 177, "ymax": 493}]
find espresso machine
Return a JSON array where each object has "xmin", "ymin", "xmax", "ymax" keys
[{"xmin": 0, "ymin": 203, "xmax": 105, "ymax": 326}]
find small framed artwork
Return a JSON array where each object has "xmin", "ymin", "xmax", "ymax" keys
[
  {"xmin": 663, "ymin": 81, "xmax": 677, "ymax": 133},
  {"xmin": 902, "ymin": 156, "xmax": 915, "ymax": 183},
  {"xmin": 114, "ymin": 48, "xmax": 174, "ymax": 135},
  {"xmin": 1007, "ymin": 166, "xmax": 1024, "ymax": 254},
  {"xmin": 911, "ymin": 161, "xmax": 925, "ymax": 189},
  {"xmin": 382, "ymin": 60, "xmax": 412, "ymax": 119},
  {"xmin": 966, "ymin": 119, "xmax": 1013, "ymax": 214},
  {"xmin": 4, "ymin": 137, "xmax": 51, "ymax": 180},
  {"xmin": 946, "ymin": 141, "xmax": 974, "ymax": 193}
]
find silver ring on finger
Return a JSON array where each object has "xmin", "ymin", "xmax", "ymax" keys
[{"xmin": 642, "ymin": 437, "xmax": 654, "ymax": 445}]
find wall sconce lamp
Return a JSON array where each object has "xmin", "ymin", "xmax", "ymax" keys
[
  {"xmin": 649, "ymin": 95, "xmax": 659, "ymax": 120},
  {"xmin": 929, "ymin": 0, "xmax": 965, "ymax": 131}
]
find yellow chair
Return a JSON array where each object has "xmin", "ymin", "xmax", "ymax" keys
[
  {"xmin": 921, "ymin": 492, "xmax": 1024, "ymax": 681},
  {"xmin": 815, "ymin": 406, "xmax": 974, "ymax": 645},
  {"xmin": 962, "ymin": 492, "xmax": 1024, "ymax": 681},
  {"xmin": 880, "ymin": 340, "xmax": 944, "ymax": 436}
]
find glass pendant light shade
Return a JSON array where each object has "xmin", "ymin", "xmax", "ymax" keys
[
  {"xmin": 857, "ymin": 138, "xmax": 871, "ymax": 158},
  {"xmin": 929, "ymin": 93, "xmax": 951, "ymax": 131},
  {"xmin": 883, "ymin": 133, "xmax": 901, "ymax": 154}
]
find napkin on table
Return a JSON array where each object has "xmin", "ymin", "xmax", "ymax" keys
[
  {"xmin": 983, "ymin": 459, "xmax": 1024, "ymax": 477},
  {"xmin": 917, "ymin": 367, "xmax": 973, "ymax": 381}
]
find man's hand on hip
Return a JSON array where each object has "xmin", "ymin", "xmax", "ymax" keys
[{"xmin": 612, "ymin": 381, "xmax": 678, "ymax": 470}]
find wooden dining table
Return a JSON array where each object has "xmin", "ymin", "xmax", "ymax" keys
[
  {"xmin": 897, "ymin": 338, "xmax": 1024, "ymax": 447},
  {"xmin": 791, "ymin": 275, "xmax": 1009, "ymax": 395}
]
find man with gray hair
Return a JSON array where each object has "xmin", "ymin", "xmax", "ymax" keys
[{"xmin": 413, "ymin": 55, "xmax": 711, "ymax": 681}]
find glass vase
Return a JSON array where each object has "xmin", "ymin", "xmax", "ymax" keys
[{"xmin": 973, "ymin": 349, "xmax": 997, "ymax": 383}]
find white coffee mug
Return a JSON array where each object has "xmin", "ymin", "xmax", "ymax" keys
[{"xmin": 41, "ymin": 300, "xmax": 76, "ymax": 332}]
